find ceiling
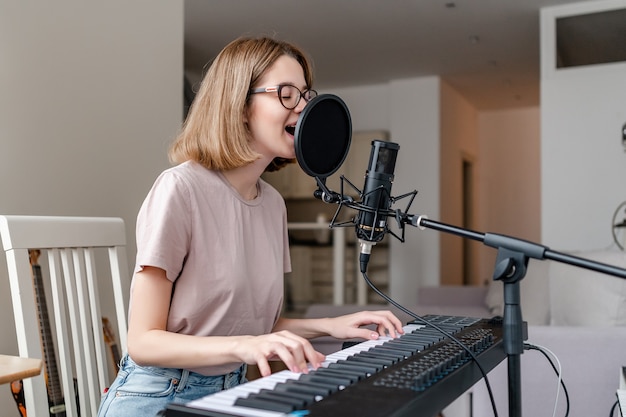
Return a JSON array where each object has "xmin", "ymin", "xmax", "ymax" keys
[{"xmin": 183, "ymin": 0, "xmax": 614, "ymax": 110}]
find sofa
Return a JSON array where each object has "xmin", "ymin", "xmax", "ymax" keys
[{"xmin": 304, "ymin": 249, "xmax": 626, "ymax": 417}]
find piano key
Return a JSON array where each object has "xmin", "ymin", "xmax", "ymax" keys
[
  {"xmin": 357, "ymin": 350, "xmax": 401, "ymax": 364},
  {"xmin": 234, "ymin": 396, "xmax": 297, "ymax": 413},
  {"xmin": 403, "ymin": 330, "xmax": 443, "ymax": 339},
  {"xmin": 272, "ymin": 382, "xmax": 326, "ymax": 401},
  {"xmin": 335, "ymin": 358, "xmax": 384, "ymax": 372},
  {"xmin": 410, "ymin": 330, "xmax": 446, "ymax": 340},
  {"xmin": 363, "ymin": 347, "xmax": 406, "ymax": 360},
  {"xmin": 346, "ymin": 354, "xmax": 393, "ymax": 367},
  {"xmin": 190, "ymin": 396, "xmax": 283, "ymax": 417},
  {"xmin": 324, "ymin": 339, "xmax": 384, "ymax": 360},
  {"xmin": 397, "ymin": 335, "xmax": 438, "ymax": 347},
  {"xmin": 216, "ymin": 373, "xmax": 293, "ymax": 399},
  {"xmin": 281, "ymin": 378, "xmax": 337, "ymax": 395},
  {"xmin": 257, "ymin": 388, "xmax": 315, "ymax": 404},
  {"xmin": 384, "ymin": 338, "xmax": 427, "ymax": 350},
  {"xmin": 201, "ymin": 374, "xmax": 294, "ymax": 408},
  {"xmin": 246, "ymin": 389, "xmax": 310, "ymax": 409},
  {"xmin": 369, "ymin": 345, "xmax": 414, "ymax": 358},
  {"xmin": 298, "ymin": 373, "xmax": 351, "ymax": 389},
  {"xmin": 312, "ymin": 366, "xmax": 364, "ymax": 382},
  {"xmin": 327, "ymin": 361, "xmax": 377, "ymax": 376}
]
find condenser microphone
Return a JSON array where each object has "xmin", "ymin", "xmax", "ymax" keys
[
  {"xmin": 357, "ymin": 140, "xmax": 399, "ymax": 271},
  {"xmin": 292, "ymin": 96, "xmax": 405, "ymax": 271}
]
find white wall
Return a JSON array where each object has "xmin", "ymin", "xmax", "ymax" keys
[
  {"xmin": 320, "ymin": 84, "xmax": 390, "ymax": 132},
  {"xmin": 331, "ymin": 75, "xmax": 542, "ymax": 304},
  {"xmin": 477, "ymin": 107, "xmax": 541, "ymax": 279},
  {"xmin": 389, "ymin": 78, "xmax": 442, "ymax": 303},
  {"xmin": 332, "ymin": 78, "xmax": 442, "ymax": 305},
  {"xmin": 541, "ymin": 0, "xmax": 626, "ymax": 251},
  {"xmin": 0, "ymin": 0, "xmax": 183, "ymax": 410}
]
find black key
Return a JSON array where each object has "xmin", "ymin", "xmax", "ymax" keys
[
  {"xmin": 329, "ymin": 365, "xmax": 370, "ymax": 379},
  {"xmin": 234, "ymin": 396, "xmax": 296, "ymax": 413},
  {"xmin": 347, "ymin": 355, "xmax": 392, "ymax": 367},
  {"xmin": 404, "ymin": 332, "xmax": 442, "ymax": 342},
  {"xmin": 274, "ymin": 381, "xmax": 328, "ymax": 400},
  {"xmin": 328, "ymin": 361, "xmax": 377, "ymax": 376},
  {"xmin": 381, "ymin": 341, "xmax": 421, "ymax": 354},
  {"xmin": 359, "ymin": 350, "xmax": 401, "ymax": 362},
  {"xmin": 387, "ymin": 336, "xmax": 419, "ymax": 344},
  {"xmin": 387, "ymin": 340, "xmax": 429, "ymax": 351},
  {"xmin": 369, "ymin": 345, "xmax": 412, "ymax": 358},
  {"xmin": 336, "ymin": 358, "xmax": 384, "ymax": 372},
  {"xmin": 400, "ymin": 336, "xmax": 438, "ymax": 347},
  {"xmin": 283, "ymin": 378, "xmax": 338, "ymax": 394},
  {"xmin": 400, "ymin": 332, "xmax": 434, "ymax": 339},
  {"xmin": 410, "ymin": 331, "xmax": 445, "ymax": 341},
  {"xmin": 299, "ymin": 373, "xmax": 352, "ymax": 389},
  {"xmin": 363, "ymin": 349, "xmax": 404, "ymax": 361},
  {"xmin": 314, "ymin": 367, "xmax": 364, "ymax": 382},
  {"xmin": 358, "ymin": 350, "xmax": 401, "ymax": 364},
  {"xmin": 252, "ymin": 389, "xmax": 310, "ymax": 408}
]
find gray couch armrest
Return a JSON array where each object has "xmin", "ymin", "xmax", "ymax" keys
[
  {"xmin": 472, "ymin": 325, "xmax": 626, "ymax": 417},
  {"xmin": 417, "ymin": 285, "xmax": 489, "ymax": 307}
]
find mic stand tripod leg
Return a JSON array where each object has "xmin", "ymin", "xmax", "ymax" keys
[{"xmin": 493, "ymin": 248, "xmax": 528, "ymax": 417}]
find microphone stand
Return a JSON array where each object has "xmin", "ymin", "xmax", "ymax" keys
[
  {"xmin": 403, "ymin": 215, "xmax": 626, "ymax": 417},
  {"xmin": 311, "ymin": 175, "xmax": 626, "ymax": 416}
]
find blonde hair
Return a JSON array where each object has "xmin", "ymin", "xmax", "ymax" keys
[{"xmin": 169, "ymin": 36, "xmax": 314, "ymax": 172}]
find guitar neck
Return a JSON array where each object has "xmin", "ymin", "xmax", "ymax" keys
[
  {"xmin": 32, "ymin": 263, "xmax": 65, "ymax": 407},
  {"xmin": 26, "ymin": 249, "xmax": 69, "ymax": 417}
]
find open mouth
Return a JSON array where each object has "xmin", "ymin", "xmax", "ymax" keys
[{"xmin": 285, "ymin": 125, "xmax": 296, "ymax": 136}]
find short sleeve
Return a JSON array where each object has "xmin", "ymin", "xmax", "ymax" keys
[{"xmin": 134, "ymin": 170, "xmax": 192, "ymax": 282}]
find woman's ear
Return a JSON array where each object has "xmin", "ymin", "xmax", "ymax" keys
[{"xmin": 243, "ymin": 106, "xmax": 250, "ymax": 125}]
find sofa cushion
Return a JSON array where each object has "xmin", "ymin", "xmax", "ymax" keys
[
  {"xmin": 417, "ymin": 285, "xmax": 489, "ymax": 307},
  {"xmin": 549, "ymin": 250, "xmax": 626, "ymax": 326},
  {"xmin": 472, "ymin": 325, "xmax": 626, "ymax": 416}
]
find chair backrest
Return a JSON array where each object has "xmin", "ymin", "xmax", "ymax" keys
[{"xmin": 1, "ymin": 215, "xmax": 130, "ymax": 417}]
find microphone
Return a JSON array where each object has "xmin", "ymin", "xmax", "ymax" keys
[
  {"xmin": 292, "ymin": 95, "xmax": 415, "ymax": 271},
  {"xmin": 357, "ymin": 140, "xmax": 400, "ymax": 272}
]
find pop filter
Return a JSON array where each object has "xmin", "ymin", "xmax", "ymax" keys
[{"xmin": 294, "ymin": 94, "xmax": 352, "ymax": 178}]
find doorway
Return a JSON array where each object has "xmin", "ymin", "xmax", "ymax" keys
[{"xmin": 462, "ymin": 157, "xmax": 474, "ymax": 285}]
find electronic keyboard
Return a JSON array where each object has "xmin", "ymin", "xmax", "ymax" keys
[{"xmin": 163, "ymin": 315, "xmax": 506, "ymax": 417}]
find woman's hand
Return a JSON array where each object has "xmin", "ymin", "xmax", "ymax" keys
[
  {"xmin": 233, "ymin": 331, "xmax": 325, "ymax": 377},
  {"xmin": 325, "ymin": 310, "xmax": 404, "ymax": 341}
]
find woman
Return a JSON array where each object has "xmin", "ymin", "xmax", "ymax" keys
[{"xmin": 97, "ymin": 36, "xmax": 403, "ymax": 417}]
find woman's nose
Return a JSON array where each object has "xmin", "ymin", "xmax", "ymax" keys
[{"xmin": 293, "ymin": 97, "xmax": 308, "ymax": 113}]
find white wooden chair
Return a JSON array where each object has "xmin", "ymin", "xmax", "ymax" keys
[{"xmin": 1, "ymin": 215, "xmax": 130, "ymax": 417}]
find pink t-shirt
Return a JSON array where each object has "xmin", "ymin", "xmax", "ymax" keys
[{"xmin": 133, "ymin": 160, "xmax": 291, "ymax": 375}]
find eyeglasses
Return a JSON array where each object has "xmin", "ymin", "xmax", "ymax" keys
[{"xmin": 248, "ymin": 84, "xmax": 318, "ymax": 110}]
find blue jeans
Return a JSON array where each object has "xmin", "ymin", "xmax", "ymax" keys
[{"xmin": 97, "ymin": 355, "xmax": 247, "ymax": 417}]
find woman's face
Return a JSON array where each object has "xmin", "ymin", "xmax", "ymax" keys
[{"xmin": 246, "ymin": 55, "xmax": 308, "ymax": 163}]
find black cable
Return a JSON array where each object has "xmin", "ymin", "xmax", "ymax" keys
[
  {"xmin": 610, "ymin": 399, "xmax": 619, "ymax": 417},
  {"xmin": 361, "ymin": 269, "xmax": 499, "ymax": 417},
  {"xmin": 524, "ymin": 343, "xmax": 570, "ymax": 417}
]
